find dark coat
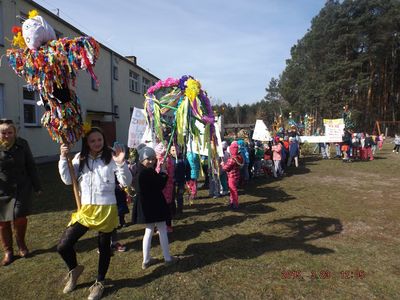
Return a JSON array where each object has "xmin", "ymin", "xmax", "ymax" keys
[
  {"xmin": 4, "ymin": 137, "xmax": 41, "ymax": 218},
  {"xmin": 132, "ymin": 164, "xmax": 170, "ymax": 224},
  {"xmin": 173, "ymin": 157, "xmax": 191, "ymax": 185}
]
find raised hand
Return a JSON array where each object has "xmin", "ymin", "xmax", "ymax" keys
[
  {"xmin": 112, "ymin": 144, "xmax": 126, "ymax": 164},
  {"xmin": 60, "ymin": 144, "xmax": 70, "ymax": 158}
]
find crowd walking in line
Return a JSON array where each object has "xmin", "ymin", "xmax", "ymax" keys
[{"xmin": 0, "ymin": 119, "xmax": 397, "ymax": 299}]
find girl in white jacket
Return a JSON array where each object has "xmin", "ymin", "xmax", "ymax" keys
[{"xmin": 57, "ymin": 127, "xmax": 132, "ymax": 300}]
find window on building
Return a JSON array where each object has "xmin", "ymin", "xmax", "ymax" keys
[
  {"xmin": 23, "ymin": 87, "xmax": 40, "ymax": 126},
  {"xmin": 113, "ymin": 66, "xmax": 119, "ymax": 80},
  {"xmin": 0, "ymin": 84, "xmax": 4, "ymax": 117},
  {"xmin": 54, "ymin": 29, "xmax": 63, "ymax": 39},
  {"xmin": 91, "ymin": 77, "xmax": 98, "ymax": 91},
  {"xmin": 129, "ymin": 70, "xmax": 140, "ymax": 93},
  {"xmin": 142, "ymin": 77, "xmax": 150, "ymax": 94}
]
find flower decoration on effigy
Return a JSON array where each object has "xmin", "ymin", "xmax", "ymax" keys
[
  {"xmin": 144, "ymin": 75, "xmax": 219, "ymax": 173},
  {"xmin": 6, "ymin": 10, "xmax": 100, "ymax": 144}
]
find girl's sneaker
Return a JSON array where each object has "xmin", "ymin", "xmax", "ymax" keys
[
  {"xmin": 142, "ymin": 257, "xmax": 158, "ymax": 270},
  {"xmin": 165, "ymin": 256, "xmax": 179, "ymax": 266}
]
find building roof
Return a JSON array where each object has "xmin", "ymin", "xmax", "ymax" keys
[{"xmin": 25, "ymin": 0, "xmax": 159, "ymax": 81}]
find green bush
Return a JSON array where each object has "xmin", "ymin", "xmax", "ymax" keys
[{"xmin": 300, "ymin": 142, "xmax": 314, "ymax": 155}]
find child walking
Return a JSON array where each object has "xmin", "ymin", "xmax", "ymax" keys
[
  {"xmin": 132, "ymin": 145, "xmax": 177, "ymax": 269},
  {"xmin": 57, "ymin": 127, "xmax": 132, "ymax": 300},
  {"xmin": 186, "ymin": 151, "xmax": 200, "ymax": 203},
  {"xmin": 154, "ymin": 143, "xmax": 175, "ymax": 232},
  {"xmin": 170, "ymin": 145, "xmax": 190, "ymax": 214},
  {"xmin": 393, "ymin": 134, "xmax": 400, "ymax": 154},
  {"xmin": 222, "ymin": 141, "xmax": 243, "ymax": 209},
  {"xmin": 271, "ymin": 137, "xmax": 283, "ymax": 177},
  {"xmin": 219, "ymin": 141, "xmax": 230, "ymax": 195},
  {"xmin": 287, "ymin": 137, "xmax": 299, "ymax": 167}
]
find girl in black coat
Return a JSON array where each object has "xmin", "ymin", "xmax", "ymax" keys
[{"xmin": 133, "ymin": 145, "xmax": 177, "ymax": 269}]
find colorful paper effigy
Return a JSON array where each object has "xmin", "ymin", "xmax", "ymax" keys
[
  {"xmin": 6, "ymin": 10, "xmax": 99, "ymax": 144},
  {"xmin": 144, "ymin": 75, "xmax": 219, "ymax": 172}
]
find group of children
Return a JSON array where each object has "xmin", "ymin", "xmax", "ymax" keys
[
  {"xmin": 339, "ymin": 130, "xmax": 385, "ymax": 162},
  {"xmin": 54, "ymin": 125, "xmax": 398, "ymax": 300}
]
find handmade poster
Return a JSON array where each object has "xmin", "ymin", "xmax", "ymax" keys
[
  {"xmin": 127, "ymin": 107, "xmax": 148, "ymax": 148},
  {"xmin": 323, "ymin": 118, "xmax": 345, "ymax": 142}
]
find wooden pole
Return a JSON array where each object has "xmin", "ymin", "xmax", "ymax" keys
[
  {"xmin": 376, "ymin": 121, "xmax": 381, "ymax": 136},
  {"xmin": 67, "ymin": 156, "xmax": 81, "ymax": 211}
]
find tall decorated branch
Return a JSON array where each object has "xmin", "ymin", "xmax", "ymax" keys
[{"xmin": 144, "ymin": 75, "xmax": 219, "ymax": 173}]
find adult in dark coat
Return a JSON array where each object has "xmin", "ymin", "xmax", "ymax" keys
[{"xmin": 0, "ymin": 120, "xmax": 42, "ymax": 266}]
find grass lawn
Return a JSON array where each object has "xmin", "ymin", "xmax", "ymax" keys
[{"xmin": 1, "ymin": 144, "xmax": 399, "ymax": 299}]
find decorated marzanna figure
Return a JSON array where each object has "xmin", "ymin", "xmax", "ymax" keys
[
  {"xmin": 288, "ymin": 112, "xmax": 297, "ymax": 128},
  {"xmin": 304, "ymin": 114, "xmax": 315, "ymax": 136},
  {"xmin": 273, "ymin": 114, "xmax": 284, "ymax": 135},
  {"xmin": 342, "ymin": 104, "xmax": 356, "ymax": 130},
  {"xmin": 6, "ymin": 10, "xmax": 99, "ymax": 144}
]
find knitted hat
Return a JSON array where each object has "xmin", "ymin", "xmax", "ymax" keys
[
  {"xmin": 138, "ymin": 146, "xmax": 156, "ymax": 162},
  {"xmin": 228, "ymin": 141, "xmax": 239, "ymax": 156},
  {"xmin": 154, "ymin": 142, "xmax": 166, "ymax": 156}
]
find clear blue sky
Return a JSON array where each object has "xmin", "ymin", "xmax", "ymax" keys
[{"xmin": 34, "ymin": 0, "xmax": 326, "ymax": 105}]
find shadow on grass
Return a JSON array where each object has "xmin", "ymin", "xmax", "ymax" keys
[
  {"xmin": 32, "ymin": 163, "xmax": 78, "ymax": 215},
  {"xmin": 178, "ymin": 194, "xmax": 285, "ymax": 220},
  {"xmin": 104, "ymin": 215, "xmax": 342, "ymax": 294},
  {"xmin": 28, "ymin": 245, "xmax": 58, "ymax": 257},
  {"xmin": 73, "ymin": 202, "xmax": 270, "ymax": 253},
  {"xmin": 242, "ymin": 185, "xmax": 296, "ymax": 204}
]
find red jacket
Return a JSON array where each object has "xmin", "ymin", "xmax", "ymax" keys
[{"xmin": 222, "ymin": 141, "xmax": 244, "ymax": 181}]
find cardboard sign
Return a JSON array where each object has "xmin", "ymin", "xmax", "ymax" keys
[
  {"xmin": 127, "ymin": 107, "xmax": 148, "ymax": 148},
  {"xmin": 299, "ymin": 136, "xmax": 329, "ymax": 143},
  {"xmin": 252, "ymin": 119, "xmax": 272, "ymax": 141},
  {"xmin": 323, "ymin": 118, "xmax": 345, "ymax": 142}
]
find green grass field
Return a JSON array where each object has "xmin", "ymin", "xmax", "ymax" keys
[{"xmin": 1, "ymin": 144, "xmax": 399, "ymax": 299}]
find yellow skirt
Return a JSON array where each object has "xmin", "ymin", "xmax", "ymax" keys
[{"xmin": 68, "ymin": 204, "xmax": 118, "ymax": 233}]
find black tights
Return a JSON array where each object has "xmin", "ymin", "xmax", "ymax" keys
[{"xmin": 57, "ymin": 222, "xmax": 112, "ymax": 281}]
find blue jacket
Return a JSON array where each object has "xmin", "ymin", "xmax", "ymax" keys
[
  {"xmin": 186, "ymin": 152, "xmax": 200, "ymax": 179},
  {"xmin": 237, "ymin": 140, "xmax": 250, "ymax": 164}
]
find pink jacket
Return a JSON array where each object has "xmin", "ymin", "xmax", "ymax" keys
[
  {"xmin": 222, "ymin": 142, "xmax": 244, "ymax": 182},
  {"xmin": 272, "ymin": 143, "xmax": 282, "ymax": 161},
  {"xmin": 156, "ymin": 155, "xmax": 174, "ymax": 204}
]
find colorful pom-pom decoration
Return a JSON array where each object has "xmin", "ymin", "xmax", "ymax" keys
[{"xmin": 6, "ymin": 35, "xmax": 100, "ymax": 144}]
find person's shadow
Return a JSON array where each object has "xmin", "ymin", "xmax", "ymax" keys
[{"xmin": 104, "ymin": 215, "xmax": 342, "ymax": 295}]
